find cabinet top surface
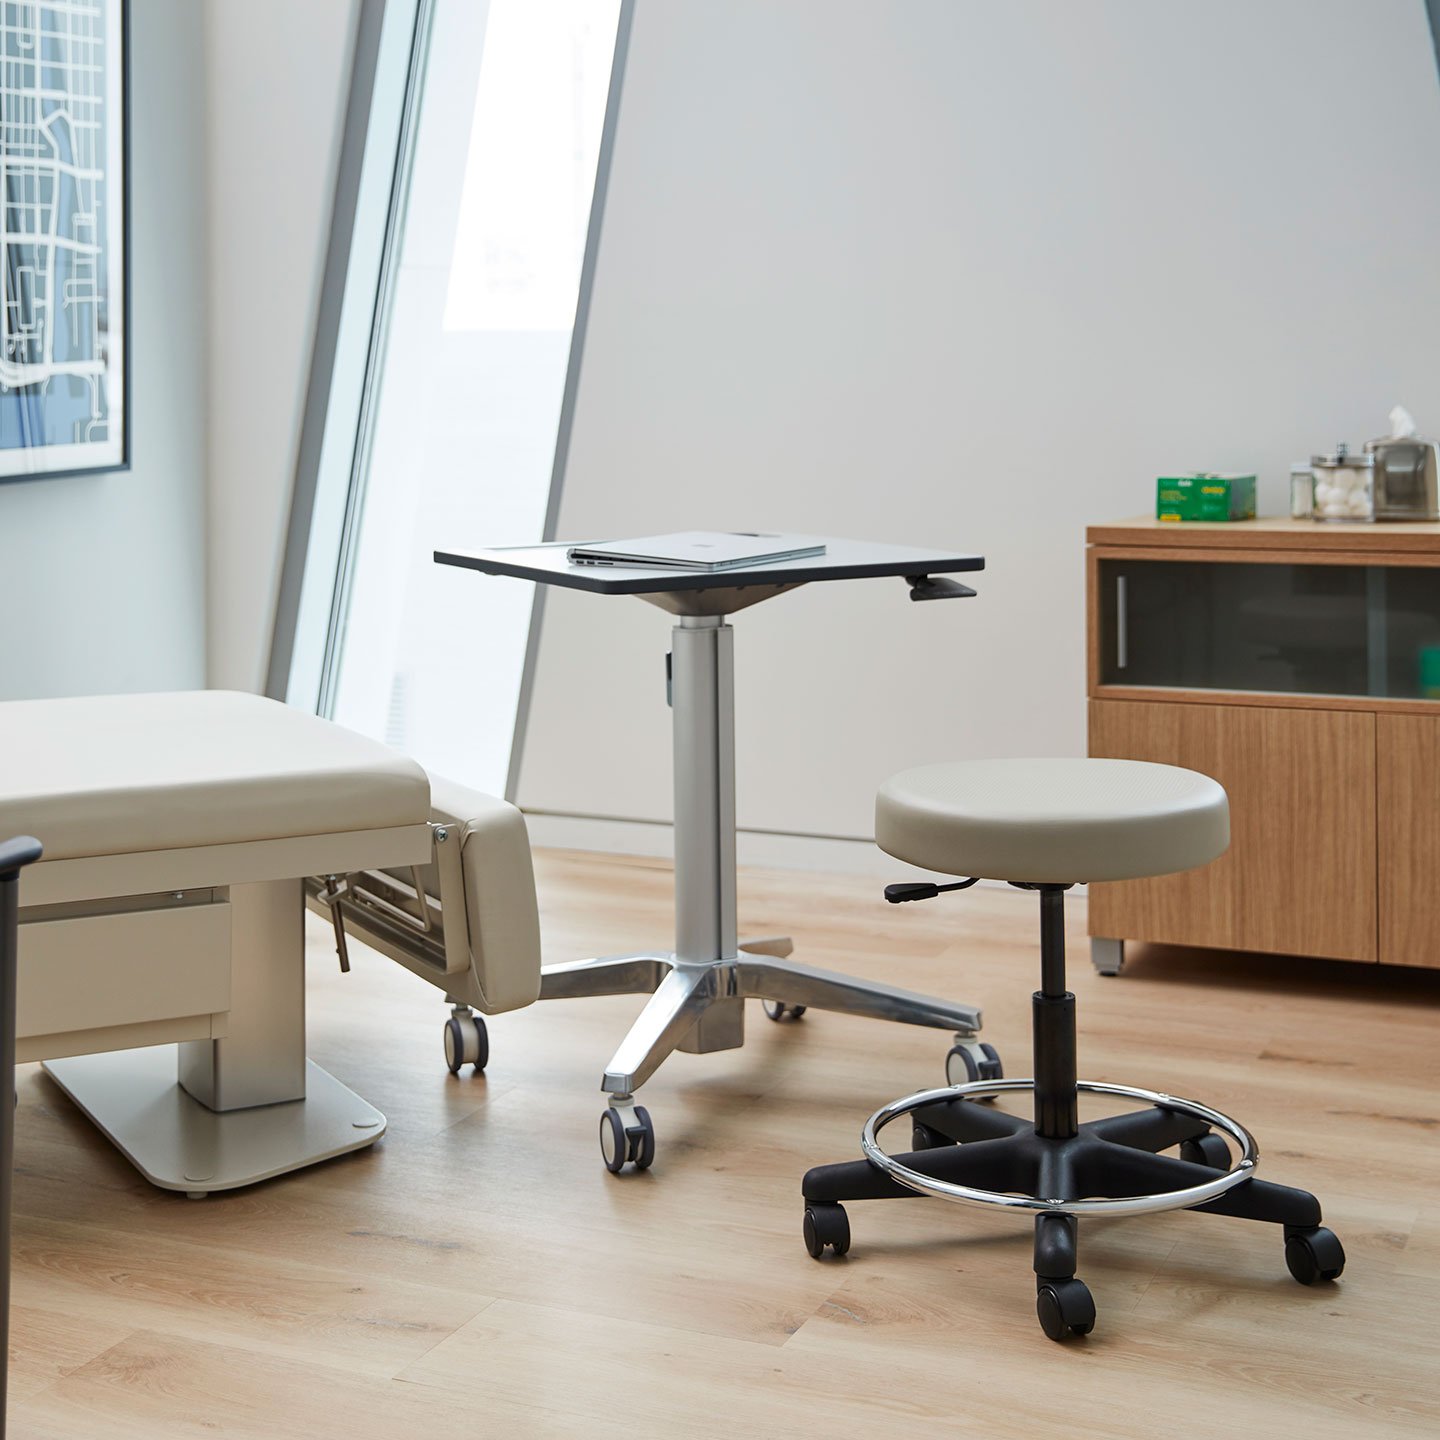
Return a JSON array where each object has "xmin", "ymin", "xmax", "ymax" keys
[{"xmin": 1089, "ymin": 516, "xmax": 1440, "ymax": 555}]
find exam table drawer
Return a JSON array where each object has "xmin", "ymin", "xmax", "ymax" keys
[{"xmin": 16, "ymin": 899, "xmax": 232, "ymax": 1040}]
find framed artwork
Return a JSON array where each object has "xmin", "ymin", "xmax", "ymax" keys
[{"xmin": 0, "ymin": 0, "xmax": 128, "ymax": 481}]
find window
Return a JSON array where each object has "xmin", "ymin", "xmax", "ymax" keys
[{"xmin": 273, "ymin": 0, "xmax": 630, "ymax": 796}]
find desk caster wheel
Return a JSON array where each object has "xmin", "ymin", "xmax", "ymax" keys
[
  {"xmin": 444, "ymin": 1012, "xmax": 489, "ymax": 1074},
  {"xmin": 763, "ymin": 1001, "xmax": 806, "ymax": 1022},
  {"xmin": 1036, "ymin": 1278, "xmax": 1095, "ymax": 1340},
  {"xmin": 1179, "ymin": 1133, "xmax": 1230, "ymax": 1169},
  {"xmin": 600, "ymin": 1104, "xmax": 655, "ymax": 1174},
  {"xmin": 803, "ymin": 1203, "xmax": 850, "ymax": 1259},
  {"xmin": 1285, "ymin": 1226, "xmax": 1345, "ymax": 1285},
  {"xmin": 946, "ymin": 1040, "xmax": 1002, "ymax": 1085}
]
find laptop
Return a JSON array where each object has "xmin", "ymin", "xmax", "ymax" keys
[{"xmin": 566, "ymin": 531, "xmax": 826, "ymax": 572}]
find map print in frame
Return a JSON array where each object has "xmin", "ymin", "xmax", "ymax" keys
[{"xmin": 0, "ymin": 0, "xmax": 126, "ymax": 480}]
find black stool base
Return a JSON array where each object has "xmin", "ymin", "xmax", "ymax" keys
[
  {"xmin": 801, "ymin": 1096, "xmax": 1342, "ymax": 1340},
  {"xmin": 809, "ymin": 884, "xmax": 1346, "ymax": 1339}
]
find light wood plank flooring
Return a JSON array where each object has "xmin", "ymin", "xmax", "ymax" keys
[{"xmin": 9, "ymin": 849, "xmax": 1440, "ymax": 1438}]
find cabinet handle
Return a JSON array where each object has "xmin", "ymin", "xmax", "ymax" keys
[{"xmin": 1115, "ymin": 574, "xmax": 1128, "ymax": 670}]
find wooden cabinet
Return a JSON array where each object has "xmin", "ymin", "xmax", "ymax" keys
[
  {"xmin": 1378, "ymin": 714, "xmax": 1440, "ymax": 969},
  {"xmin": 1087, "ymin": 517, "xmax": 1440, "ymax": 971},
  {"xmin": 1089, "ymin": 700, "xmax": 1376, "ymax": 962}
]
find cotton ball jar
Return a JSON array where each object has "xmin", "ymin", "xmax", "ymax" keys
[{"xmin": 1311, "ymin": 447, "xmax": 1374, "ymax": 523}]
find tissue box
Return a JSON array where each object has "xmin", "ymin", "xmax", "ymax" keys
[{"xmin": 1156, "ymin": 473, "xmax": 1257, "ymax": 522}]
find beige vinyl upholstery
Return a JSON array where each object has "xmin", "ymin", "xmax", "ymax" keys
[
  {"xmin": 423, "ymin": 775, "xmax": 542, "ymax": 1014},
  {"xmin": 320, "ymin": 774, "xmax": 543, "ymax": 1016},
  {"xmin": 0, "ymin": 689, "xmax": 429, "ymax": 861},
  {"xmin": 876, "ymin": 757, "xmax": 1229, "ymax": 883},
  {"xmin": 1, "ymin": 690, "xmax": 432, "ymax": 1115}
]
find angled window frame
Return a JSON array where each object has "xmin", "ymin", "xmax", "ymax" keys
[{"xmin": 268, "ymin": 0, "xmax": 633, "ymax": 802}]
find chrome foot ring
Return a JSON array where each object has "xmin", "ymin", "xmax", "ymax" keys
[{"xmin": 862, "ymin": 1078, "xmax": 1259, "ymax": 1218}]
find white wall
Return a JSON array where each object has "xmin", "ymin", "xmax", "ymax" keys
[
  {"xmin": 204, "ymin": 0, "xmax": 360, "ymax": 693},
  {"xmin": 518, "ymin": 0, "xmax": 1440, "ymax": 850},
  {"xmin": 0, "ymin": 0, "xmax": 207, "ymax": 700}
]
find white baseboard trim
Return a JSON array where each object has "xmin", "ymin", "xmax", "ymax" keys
[
  {"xmin": 521, "ymin": 810, "xmax": 900, "ymax": 875},
  {"xmin": 520, "ymin": 811, "xmax": 1087, "ymax": 891}
]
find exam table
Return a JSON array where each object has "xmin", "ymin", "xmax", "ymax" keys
[{"xmin": 0, "ymin": 690, "xmax": 535, "ymax": 1196}]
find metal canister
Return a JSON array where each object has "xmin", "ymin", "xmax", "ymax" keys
[{"xmin": 1367, "ymin": 432, "xmax": 1439, "ymax": 521}]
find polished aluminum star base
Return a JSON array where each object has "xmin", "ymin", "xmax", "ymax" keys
[{"xmin": 540, "ymin": 935, "xmax": 983, "ymax": 1097}]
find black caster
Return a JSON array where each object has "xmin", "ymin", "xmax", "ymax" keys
[
  {"xmin": 946, "ymin": 1040, "xmax": 1003, "ymax": 1086},
  {"xmin": 803, "ymin": 1203, "xmax": 851, "ymax": 1259},
  {"xmin": 763, "ymin": 1000, "xmax": 807, "ymax": 1022},
  {"xmin": 1036, "ymin": 1277, "xmax": 1095, "ymax": 1341},
  {"xmin": 1179, "ymin": 1132, "xmax": 1231, "ymax": 1169},
  {"xmin": 600, "ymin": 1104, "xmax": 655, "ymax": 1174},
  {"xmin": 444, "ymin": 1012, "xmax": 489, "ymax": 1074},
  {"xmin": 1284, "ymin": 1225, "xmax": 1345, "ymax": 1285},
  {"xmin": 910, "ymin": 1120, "xmax": 953, "ymax": 1151}
]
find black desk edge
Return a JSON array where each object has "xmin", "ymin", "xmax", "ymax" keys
[{"xmin": 433, "ymin": 548, "xmax": 985, "ymax": 596}]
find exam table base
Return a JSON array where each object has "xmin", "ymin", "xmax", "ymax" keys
[
  {"xmin": 539, "ymin": 942, "xmax": 985, "ymax": 1097},
  {"xmin": 43, "ymin": 1048, "xmax": 385, "ymax": 1197}
]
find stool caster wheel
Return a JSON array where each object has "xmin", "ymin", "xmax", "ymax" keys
[
  {"xmin": 444, "ymin": 1012, "xmax": 489, "ymax": 1074},
  {"xmin": 1036, "ymin": 1277, "xmax": 1095, "ymax": 1341},
  {"xmin": 1179, "ymin": 1132, "xmax": 1230, "ymax": 1169},
  {"xmin": 946, "ymin": 1040, "xmax": 1002, "ymax": 1086},
  {"xmin": 763, "ymin": 1000, "xmax": 807, "ymax": 1022},
  {"xmin": 1285, "ymin": 1226, "xmax": 1345, "ymax": 1285},
  {"xmin": 600, "ymin": 1104, "xmax": 655, "ymax": 1174},
  {"xmin": 911, "ymin": 1120, "xmax": 953, "ymax": 1151},
  {"xmin": 802, "ymin": 1203, "xmax": 850, "ymax": 1259}
]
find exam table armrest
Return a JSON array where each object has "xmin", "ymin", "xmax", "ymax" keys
[{"xmin": 307, "ymin": 776, "xmax": 542, "ymax": 1015}]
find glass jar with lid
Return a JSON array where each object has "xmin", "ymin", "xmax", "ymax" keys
[
  {"xmin": 1289, "ymin": 462, "xmax": 1314, "ymax": 519},
  {"xmin": 1310, "ymin": 444, "xmax": 1374, "ymax": 522}
]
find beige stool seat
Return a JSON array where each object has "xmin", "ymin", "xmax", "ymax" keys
[{"xmin": 876, "ymin": 757, "xmax": 1228, "ymax": 883}]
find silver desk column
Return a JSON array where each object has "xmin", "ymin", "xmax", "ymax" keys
[{"xmin": 670, "ymin": 616, "xmax": 744, "ymax": 1052}]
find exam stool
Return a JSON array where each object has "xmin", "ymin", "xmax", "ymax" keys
[{"xmin": 800, "ymin": 758, "xmax": 1345, "ymax": 1341}]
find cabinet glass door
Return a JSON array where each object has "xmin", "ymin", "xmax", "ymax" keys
[
  {"xmin": 1375, "ymin": 567, "xmax": 1440, "ymax": 700},
  {"xmin": 1098, "ymin": 558, "xmax": 1440, "ymax": 700}
]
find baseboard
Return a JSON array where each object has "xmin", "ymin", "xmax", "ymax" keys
[{"xmin": 520, "ymin": 810, "xmax": 1021, "ymax": 884}]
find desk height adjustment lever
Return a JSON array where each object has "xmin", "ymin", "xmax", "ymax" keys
[
  {"xmin": 884, "ymin": 877, "xmax": 980, "ymax": 904},
  {"xmin": 906, "ymin": 574, "xmax": 977, "ymax": 602}
]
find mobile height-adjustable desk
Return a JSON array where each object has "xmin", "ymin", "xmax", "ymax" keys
[{"xmin": 436, "ymin": 536, "xmax": 994, "ymax": 1172}]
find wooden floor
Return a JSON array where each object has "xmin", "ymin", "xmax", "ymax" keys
[{"xmin": 9, "ymin": 849, "xmax": 1440, "ymax": 1438}]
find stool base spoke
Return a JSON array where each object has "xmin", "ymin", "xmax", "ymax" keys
[
  {"xmin": 911, "ymin": 1097, "xmax": 1030, "ymax": 1145},
  {"xmin": 805, "ymin": 1135, "xmax": 1027, "ymax": 1205},
  {"xmin": 1083, "ymin": 1105, "xmax": 1211, "ymax": 1154}
]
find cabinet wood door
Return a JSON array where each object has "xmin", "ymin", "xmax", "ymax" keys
[
  {"xmin": 1089, "ymin": 699, "xmax": 1377, "ymax": 962},
  {"xmin": 1378, "ymin": 714, "xmax": 1440, "ymax": 968}
]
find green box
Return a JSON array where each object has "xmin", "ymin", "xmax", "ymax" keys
[{"xmin": 1156, "ymin": 473, "xmax": 1257, "ymax": 523}]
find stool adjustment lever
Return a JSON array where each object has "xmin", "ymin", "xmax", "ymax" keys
[{"xmin": 884, "ymin": 877, "xmax": 980, "ymax": 904}]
